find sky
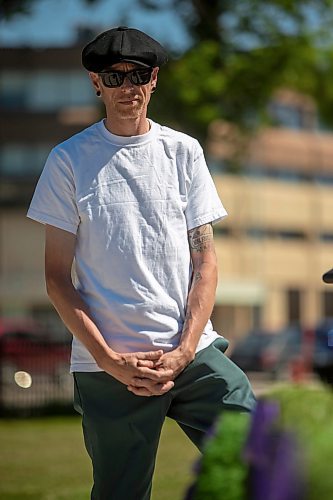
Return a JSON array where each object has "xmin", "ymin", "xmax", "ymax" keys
[{"xmin": 0, "ymin": 0, "xmax": 190, "ymax": 52}]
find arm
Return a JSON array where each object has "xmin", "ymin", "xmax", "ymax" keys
[
  {"xmin": 153, "ymin": 223, "xmax": 218, "ymax": 378},
  {"xmin": 179, "ymin": 223, "xmax": 218, "ymax": 358},
  {"xmin": 45, "ymin": 224, "xmax": 174, "ymax": 394}
]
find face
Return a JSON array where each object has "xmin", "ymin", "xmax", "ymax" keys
[{"xmin": 90, "ymin": 62, "xmax": 158, "ymax": 122}]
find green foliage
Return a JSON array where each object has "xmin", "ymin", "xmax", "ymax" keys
[
  {"xmin": 150, "ymin": 41, "xmax": 226, "ymax": 141},
  {"xmin": 142, "ymin": 0, "xmax": 333, "ymax": 142},
  {"xmin": 269, "ymin": 386, "xmax": 333, "ymax": 500},
  {"xmin": 193, "ymin": 412, "xmax": 251, "ymax": 500},
  {"xmin": 0, "ymin": 0, "xmax": 34, "ymax": 19},
  {"xmin": 192, "ymin": 385, "xmax": 333, "ymax": 500},
  {"xmin": 151, "ymin": 36, "xmax": 317, "ymax": 143}
]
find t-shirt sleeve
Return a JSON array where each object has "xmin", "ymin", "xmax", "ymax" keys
[
  {"xmin": 185, "ymin": 145, "xmax": 228, "ymax": 230},
  {"xmin": 27, "ymin": 148, "xmax": 80, "ymax": 235}
]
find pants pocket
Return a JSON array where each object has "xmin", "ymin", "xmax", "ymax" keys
[
  {"xmin": 212, "ymin": 336, "xmax": 230, "ymax": 353},
  {"xmin": 73, "ymin": 373, "xmax": 84, "ymax": 415}
]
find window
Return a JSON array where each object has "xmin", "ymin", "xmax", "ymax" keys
[
  {"xmin": 246, "ymin": 228, "xmax": 307, "ymax": 240},
  {"xmin": 323, "ymin": 291, "xmax": 333, "ymax": 318},
  {"xmin": 213, "ymin": 226, "xmax": 232, "ymax": 237},
  {"xmin": 287, "ymin": 289, "xmax": 302, "ymax": 324},
  {"xmin": 320, "ymin": 233, "xmax": 333, "ymax": 242},
  {"xmin": 0, "ymin": 70, "xmax": 95, "ymax": 110},
  {"xmin": 268, "ymin": 101, "xmax": 317, "ymax": 131},
  {"xmin": 0, "ymin": 71, "xmax": 26, "ymax": 108},
  {"xmin": 0, "ymin": 144, "xmax": 51, "ymax": 177}
]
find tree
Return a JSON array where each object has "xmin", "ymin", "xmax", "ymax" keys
[
  {"xmin": 0, "ymin": 0, "xmax": 32, "ymax": 19},
  {"xmin": 140, "ymin": 0, "xmax": 333, "ymax": 142}
]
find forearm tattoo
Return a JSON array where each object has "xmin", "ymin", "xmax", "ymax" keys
[
  {"xmin": 193, "ymin": 271, "xmax": 202, "ymax": 283},
  {"xmin": 188, "ymin": 224, "xmax": 214, "ymax": 252}
]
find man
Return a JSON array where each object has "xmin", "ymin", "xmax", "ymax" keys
[{"xmin": 27, "ymin": 26, "xmax": 255, "ymax": 500}]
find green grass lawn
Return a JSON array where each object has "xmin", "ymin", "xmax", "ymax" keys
[{"xmin": 0, "ymin": 415, "xmax": 199, "ymax": 500}]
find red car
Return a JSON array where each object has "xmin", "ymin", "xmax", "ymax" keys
[{"xmin": 0, "ymin": 319, "xmax": 72, "ymax": 414}]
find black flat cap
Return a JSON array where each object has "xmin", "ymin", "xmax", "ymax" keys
[{"xmin": 82, "ymin": 26, "xmax": 168, "ymax": 72}]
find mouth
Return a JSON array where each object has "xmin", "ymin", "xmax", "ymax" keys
[{"xmin": 119, "ymin": 97, "xmax": 139, "ymax": 105}]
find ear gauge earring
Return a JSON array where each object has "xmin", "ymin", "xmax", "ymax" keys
[
  {"xmin": 96, "ymin": 90, "xmax": 101, "ymax": 97},
  {"xmin": 151, "ymin": 86, "xmax": 156, "ymax": 94}
]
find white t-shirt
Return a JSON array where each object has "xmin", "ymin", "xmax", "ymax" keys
[{"xmin": 27, "ymin": 119, "xmax": 227, "ymax": 372}]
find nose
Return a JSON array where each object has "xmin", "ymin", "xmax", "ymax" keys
[{"xmin": 121, "ymin": 75, "xmax": 134, "ymax": 89}]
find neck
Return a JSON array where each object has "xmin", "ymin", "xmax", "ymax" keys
[{"xmin": 104, "ymin": 115, "xmax": 150, "ymax": 137}]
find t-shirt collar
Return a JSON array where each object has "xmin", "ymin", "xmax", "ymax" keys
[{"xmin": 98, "ymin": 119, "xmax": 156, "ymax": 146}]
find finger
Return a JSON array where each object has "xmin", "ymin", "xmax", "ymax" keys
[
  {"xmin": 137, "ymin": 360, "xmax": 155, "ymax": 368},
  {"xmin": 131, "ymin": 377, "xmax": 153, "ymax": 389},
  {"xmin": 127, "ymin": 385, "xmax": 153, "ymax": 397},
  {"xmin": 138, "ymin": 366, "xmax": 174, "ymax": 381},
  {"xmin": 148, "ymin": 381, "xmax": 174, "ymax": 395},
  {"xmin": 131, "ymin": 377, "xmax": 175, "ymax": 392},
  {"xmin": 131, "ymin": 377, "xmax": 167, "ymax": 391},
  {"xmin": 128, "ymin": 381, "xmax": 174, "ymax": 396},
  {"xmin": 136, "ymin": 350, "xmax": 164, "ymax": 360},
  {"xmin": 154, "ymin": 361, "xmax": 164, "ymax": 368},
  {"xmin": 157, "ymin": 381, "xmax": 174, "ymax": 393},
  {"xmin": 154, "ymin": 354, "xmax": 167, "ymax": 365}
]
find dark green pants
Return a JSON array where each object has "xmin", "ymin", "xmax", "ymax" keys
[{"xmin": 73, "ymin": 338, "xmax": 256, "ymax": 500}]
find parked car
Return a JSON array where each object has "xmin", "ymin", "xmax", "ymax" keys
[
  {"xmin": 312, "ymin": 318, "xmax": 333, "ymax": 386},
  {"xmin": 0, "ymin": 319, "xmax": 72, "ymax": 414},
  {"xmin": 230, "ymin": 325, "xmax": 304, "ymax": 379},
  {"xmin": 260, "ymin": 324, "xmax": 303, "ymax": 380},
  {"xmin": 229, "ymin": 329, "xmax": 274, "ymax": 373}
]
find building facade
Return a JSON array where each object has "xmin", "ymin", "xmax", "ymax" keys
[
  {"xmin": 0, "ymin": 43, "xmax": 99, "ymax": 333},
  {"xmin": 208, "ymin": 90, "xmax": 333, "ymax": 345}
]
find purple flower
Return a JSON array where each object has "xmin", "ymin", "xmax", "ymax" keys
[
  {"xmin": 243, "ymin": 399, "xmax": 305, "ymax": 500},
  {"xmin": 183, "ymin": 481, "xmax": 197, "ymax": 500},
  {"xmin": 243, "ymin": 399, "xmax": 280, "ymax": 466},
  {"xmin": 268, "ymin": 431, "xmax": 305, "ymax": 500}
]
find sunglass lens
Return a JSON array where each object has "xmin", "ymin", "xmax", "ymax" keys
[
  {"xmin": 130, "ymin": 69, "xmax": 152, "ymax": 85},
  {"xmin": 100, "ymin": 68, "xmax": 152, "ymax": 87},
  {"xmin": 102, "ymin": 72, "xmax": 124, "ymax": 87}
]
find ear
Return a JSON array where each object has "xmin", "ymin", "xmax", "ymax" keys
[
  {"xmin": 89, "ymin": 72, "xmax": 101, "ymax": 94},
  {"xmin": 151, "ymin": 67, "xmax": 159, "ymax": 89}
]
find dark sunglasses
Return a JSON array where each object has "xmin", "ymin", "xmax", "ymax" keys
[{"xmin": 99, "ymin": 68, "xmax": 153, "ymax": 88}]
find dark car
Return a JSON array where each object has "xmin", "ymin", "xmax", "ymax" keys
[
  {"xmin": 0, "ymin": 319, "xmax": 72, "ymax": 414},
  {"xmin": 229, "ymin": 330, "xmax": 274, "ymax": 373},
  {"xmin": 260, "ymin": 324, "xmax": 303, "ymax": 380},
  {"xmin": 230, "ymin": 325, "xmax": 304, "ymax": 379},
  {"xmin": 312, "ymin": 318, "xmax": 333, "ymax": 386}
]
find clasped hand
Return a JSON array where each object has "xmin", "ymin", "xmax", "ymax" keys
[{"xmin": 103, "ymin": 348, "xmax": 192, "ymax": 397}]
